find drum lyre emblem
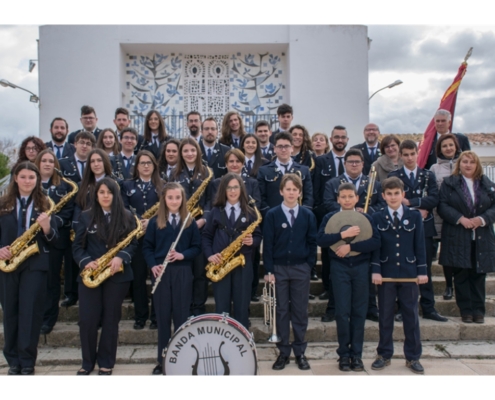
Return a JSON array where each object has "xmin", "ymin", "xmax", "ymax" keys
[{"xmin": 191, "ymin": 341, "xmax": 230, "ymax": 375}]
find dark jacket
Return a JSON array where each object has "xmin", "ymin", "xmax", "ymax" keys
[
  {"xmin": 110, "ymin": 153, "xmax": 136, "ymax": 181},
  {"xmin": 59, "ymin": 155, "xmax": 84, "ymax": 184},
  {"xmin": 199, "ymin": 141, "xmax": 230, "ymax": 179},
  {"xmin": 45, "ymin": 141, "xmax": 76, "ymax": 160},
  {"xmin": 121, "ymin": 179, "xmax": 161, "ymax": 218},
  {"xmin": 313, "ymin": 152, "xmax": 340, "ymax": 220},
  {"xmin": 67, "ymin": 128, "xmax": 101, "ymax": 144},
  {"xmin": 437, "ymin": 175, "xmax": 495, "ymax": 273},
  {"xmin": 425, "ymin": 133, "xmax": 470, "ymax": 170},
  {"xmin": 350, "ymin": 142, "xmax": 381, "ymax": 176},
  {"xmin": 170, "ymin": 169, "xmax": 212, "ymax": 221},
  {"xmin": 208, "ymin": 175, "xmax": 261, "ymax": 212}
]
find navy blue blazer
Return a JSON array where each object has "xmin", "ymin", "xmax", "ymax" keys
[
  {"xmin": 142, "ymin": 216, "xmax": 201, "ymax": 268},
  {"xmin": 67, "ymin": 128, "xmax": 101, "ymax": 144},
  {"xmin": 313, "ymin": 152, "xmax": 339, "ymax": 213},
  {"xmin": 169, "ymin": 169, "xmax": 212, "ymax": 220},
  {"xmin": 208, "ymin": 175, "xmax": 261, "ymax": 212},
  {"xmin": 0, "ymin": 202, "xmax": 59, "ymax": 272},
  {"xmin": 317, "ymin": 211, "xmax": 381, "ymax": 265},
  {"xmin": 202, "ymin": 206, "xmax": 262, "ymax": 259},
  {"xmin": 260, "ymin": 143, "xmax": 275, "ymax": 160},
  {"xmin": 262, "ymin": 205, "xmax": 317, "ymax": 273},
  {"xmin": 371, "ymin": 206, "xmax": 427, "ymax": 278},
  {"xmin": 292, "ymin": 150, "xmax": 316, "ymax": 174},
  {"xmin": 136, "ymin": 136, "xmax": 170, "ymax": 160},
  {"xmin": 72, "ymin": 209, "xmax": 138, "ymax": 283},
  {"xmin": 110, "ymin": 153, "xmax": 136, "ymax": 181},
  {"xmin": 323, "ymin": 174, "xmax": 385, "ymax": 215},
  {"xmin": 388, "ymin": 167, "xmax": 438, "ymax": 237},
  {"xmin": 44, "ymin": 141, "xmax": 76, "ymax": 160},
  {"xmin": 199, "ymin": 141, "xmax": 230, "ymax": 179},
  {"xmin": 121, "ymin": 178, "xmax": 161, "ymax": 218},
  {"xmin": 59, "ymin": 155, "xmax": 84, "ymax": 184},
  {"xmin": 257, "ymin": 161, "xmax": 313, "ymax": 215},
  {"xmin": 350, "ymin": 142, "xmax": 381, "ymax": 176}
]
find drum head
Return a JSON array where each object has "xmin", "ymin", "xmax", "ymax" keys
[{"xmin": 163, "ymin": 314, "xmax": 257, "ymax": 375}]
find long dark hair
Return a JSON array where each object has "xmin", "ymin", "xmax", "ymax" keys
[
  {"xmin": 0, "ymin": 162, "xmax": 49, "ymax": 216},
  {"xmin": 219, "ymin": 111, "xmax": 246, "ymax": 147},
  {"xmin": 143, "ymin": 110, "xmax": 168, "ymax": 143},
  {"xmin": 289, "ymin": 125, "xmax": 313, "ymax": 164},
  {"xmin": 96, "ymin": 128, "xmax": 120, "ymax": 156},
  {"xmin": 76, "ymin": 149, "xmax": 113, "ymax": 210},
  {"xmin": 87, "ymin": 177, "xmax": 133, "ymax": 248},
  {"xmin": 239, "ymin": 133, "xmax": 265, "ymax": 178},
  {"xmin": 157, "ymin": 138, "xmax": 180, "ymax": 177},
  {"xmin": 132, "ymin": 150, "xmax": 163, "ymax": 192},
  {"xmin": 171, "ymin": 138, "xmax": 206, "ymax": 181},
  {"xmin": 156, "ymin": 182, "xmax": 192, "ymax": 229},
  {"xmin": 213, "ymin": 172, "xmax": 255, "ymax": 217},
  {"xmin": 34, "ymin": 149, "xmax": 61, "ymax": 186}
]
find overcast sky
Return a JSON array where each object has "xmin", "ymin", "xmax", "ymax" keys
[{"xmin": 0, "ymin": 5, "xmax": 494, "ymax": 145}]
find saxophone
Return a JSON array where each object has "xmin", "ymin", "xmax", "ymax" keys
[
  {"xmin": 80, "ymin": 215, "xmax": 142, "ymax": 288},
  {"xmin": 187, "ymin": 167, "xmax": 213, "ymax": 219},
  {"xmin": 205, "ymin": 200, "xmax": 262, "ymax": 282},
  {"xmin": 136, "ymin": 201, "xmax": 160, "ymax": 239},
  {"xmin": 0, "ymin": 197, "xmax": 56, "ymax": 273}
]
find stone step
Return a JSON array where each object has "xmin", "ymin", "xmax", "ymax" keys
[
  {"xmin": 8, "ymin": 340, "xmax": 495, "ymax": 368},
  {"xmin": 1, "ymin": 317, "xmax": 494, "ymax": 349}
]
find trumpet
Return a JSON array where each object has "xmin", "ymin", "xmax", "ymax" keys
[{"xmin": 261, "ymin": 273, "xmax": 281, "ymax": 343}]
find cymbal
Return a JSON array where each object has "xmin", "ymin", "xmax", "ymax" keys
[{"xmin": 324, "ymin": 210, "xmax": 372, "ymax": 256}]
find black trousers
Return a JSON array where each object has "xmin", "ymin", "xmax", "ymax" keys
[
  {"xmin": 64, "ymin": 245, "xmax": 78, "ymax": 301},
  {"xmin": 130, "ymin": 241, "xmax": 151, "ymax": 323},
  {"xmin": 43, "ymin": 246, "xmax": 64, "ymax": 328},
  {"xmin": 323, "ymin": 250, "xmax": 336, "ymax": 315},
  {"xmin": 191, "ymin": 252, "xmax": 208, "ymax": 316},
  {"xmin": 78, "ymin": 280, "xmax": 129, "ymax": 371},
  {"xmin": 251, "ymin": 246, "xmax": 261, "ymax": 296},
  {"xmin": 377, "ymin": 282, "xmax": 421, "ymax": 361},
  {"xmin": 0, "ymin": 268, "xmax": 47, "ymax": 369},
  {"xmin": 213, "ymin": 257, "xmax": 253, "ymax": 329},
  {"xmin": 153, "ymin": 264, "xmax": 193, "ymax": 364},
  {"xmin": 453, "ymin": 242, "xmax": 486, "ymax": 317},
  {"xmin": 275, "ymin": 263, "xmax": 310, "ymax": 358}
]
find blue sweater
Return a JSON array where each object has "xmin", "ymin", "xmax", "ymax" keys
[
  {"xmin": 262, "ymin": 205, "xmax": 317, "ymax": 273},
  {"xmin": 317, "ymin": 211, "xmax": 381, "ymax": 266}
]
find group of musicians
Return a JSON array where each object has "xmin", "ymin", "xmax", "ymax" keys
[{"xmin": 1, "ymin": 104, "xmax": 494, "ymax": 376}]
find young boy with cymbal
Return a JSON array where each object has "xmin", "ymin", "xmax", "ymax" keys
[
  {"xmin": 370, "ymin": 176, "xmax": 428, "ymax": 374},
  {"xmin": 317, "ymin": 183, "xmax": 380, "ymax": 372}
]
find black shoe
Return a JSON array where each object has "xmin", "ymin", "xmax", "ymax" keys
[
  {"xmin": 473, "ymin": 315, "xmax": 485, "ymax": 324},
  {"xmin": 443, "ymin": 287, "xmax": 453, "ymax": 300},
  {"xmin": 321, "ymin": 313, "xmax": 335, "ymax": 323},
  {"xmin": 461, "ymin": 315, "xmax": 473, "ymax": 323},
  {"xmin": 423, "ymin": 312, "xmax": 448, "ymax": 322},
  {"xmin": 251, "ymin": 294, "xmax": 260, "ymax": 302},
  {"xmin": 149, "ymin": 321, "xmax": 158, "ymax": 330},
  {"xmin": 310, "ymin": 273, "xmax": 319, "ymax": 281},
  {"xmin": 338, "ymin": 356, "xmax": 351, "ymax": 372},
  {"xmin": 406, "ymin": 359, "xmax": 424, "ymax": 374},
  {"xmin": 133, "ymin": 320, "xmax": 145, "ymax": 330},
  {"xmin": 351, "ymin": 357, "xmax": 364, "ymax": 372},
  {"xmin": 40, "ymin": 325, "xmax": 53, "ymax": 335},
  {"xmin": 20, "ymin": 367, "xmax": 35, "ymax": 375},
  {"xmin": 152, "ymin": 364, "xmax": 163, "ymax": 375},
  {"xmin": 366, "ymin": 313, "xmax": 379, "ymax": 322},
  {"xmin": 8, "ymin": 365, "xmax": 21, "ymax": 375},
  {"xmin": 371, "ymin": 356, "xmax": 390, "ymax": 370},
  {"xmin": 318, "ymin": 291, "xmax": 329, "ymax": 300},
  {"xmin": 272, "ymin": 355, "xmax": 290, "ymax": 370},
  {"xmin": 98, "ymin": 368, "xmax": 113, "ymax": 375},
  {"xmin": 308, "ymin": 294, "xmax": 315, "ymax": 300},
  {"xmin": 61, "ymin": 297, "xmax": 77, "ymax": 308},
  {"xmin": 296, "ymin": 355, "xmax": 310, "ymax": 370},
  {"xmin": 76, "ymin": 368, "xmax": 91, "ymax": 375},
  {"xmin": 394, "ymin": 313, "xmax": 403, "ymax": 322}
]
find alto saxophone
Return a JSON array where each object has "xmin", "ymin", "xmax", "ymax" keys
[
  {"xmin": 205, "ymin": 200, "xmax": 262, "ymax": 282},
  {"xmin": 0, "ymin": 197, "xmax": 56, "ymax": 273},
  {"xmin": 187, "ymin": 167, "xmax": 213, "ymax": 219},
  {"xmin": 80, "ymin": 215, "xmax": 142, "ymax": 288},
  {"xmin": 136, "ymin": 201, "xmax": 161, "ymax": 239}
]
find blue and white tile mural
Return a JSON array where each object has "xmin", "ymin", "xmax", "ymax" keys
[{"xmin": 125, "ymin": 51, "xmax": 286, "ymax": 136}]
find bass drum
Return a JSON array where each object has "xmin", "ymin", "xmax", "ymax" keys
[{"xmin": 162, "ymin": 313, "xmax": 257, "ymax": 375}]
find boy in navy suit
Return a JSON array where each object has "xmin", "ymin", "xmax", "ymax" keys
[
  {"xmin": 371, "ymin": 177, "xmax": 428, "ymax": 374},
  {"xmin": 263, "ymin": 174, "xmax": 317, "ymax": 371}
]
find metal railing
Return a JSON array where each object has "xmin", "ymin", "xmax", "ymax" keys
[
  {"xmin": 0, "ymin": 175, "xmax": 10, "ymax": 197},
  {"xmin": 130, "ymin": 113, "xmax": 279, "ymax": 139},
  {"xmin": 483, "ymin": 165, "xmax": 495, "ymax": 183}
]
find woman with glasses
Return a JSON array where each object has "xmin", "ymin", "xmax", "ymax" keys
[
  {"xmin": 372, "ymin": 135, "xmax": 403, "ymax": 182},
  {"xmin": 12, "ymin": 136, "xmax": 47, "ymax": 172}
]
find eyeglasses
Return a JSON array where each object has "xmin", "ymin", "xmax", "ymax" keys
[
  {"xmin": 77, "ymin": 141, "xmax": 93, "ymax": 147},
  {"xmin": 139, "ymin": 161, "xmax": 153, "ymax": 166},
  {"xmin": 332, "ymin": 136, "xmax": 348, "ymax": 141},
  {"xmin": 25, "ymin": 146, "xmax": 38, "ymax": 152},
  {"xmin": 81, "ymin": 116, "xmax": 96, "ymax": 121},
  {"xmin": 345, "ymin": 160, "xmax": 362, "ymax": 165},
  {"xmin": 122, "ymin": 136, "xmax": 137, "ymax": 141},
  {"xmin": 226, "ymin": 186, "xmax": 240, "ymax": 191},
  {"xmin": 275, "ymin": 145, "xmax": 291, "ymax": 150}
]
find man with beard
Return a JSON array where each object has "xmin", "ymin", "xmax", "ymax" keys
[
  {"xmin": 187, "ymin": 111, "xmax": 202, "ymax": 142},
  {"xmin": 199, "ymin": 117, "xmax": 230, "ymax": 179},
  {"xmin": 313, "ymin": 125, "xmax": 349, "ymax": 322},
  {"xmin": 45, "ymin": 117, "xmax": 75, "ymax": 159},
  {"xmin": 67, "ymin": 105, "xmax": 101, "ymax": 144},
  {"xmin": 351, "ymin": 123, "xmax": 381, "ymax": 176}
]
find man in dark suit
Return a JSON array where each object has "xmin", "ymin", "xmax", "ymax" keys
[
  {"xmin": 424, "ymin": 109, "xmax": 470, "ymax": 169},
  {"xmin": 199, "ymin": 117, "xmax": 230, "ymax": 179},
  {"xmin": 67, "ymin": 105, "xmax": 101, "ymax": 144},
  {"xmin": 350, "ymin": 123, "xmax": 381, "ymax": 176},
  {"xmin": 186, "ymin": 111, "xmax": 202, "ymax": 143},
  {"xmin": 270, "ymin": 104, "xmax": 293, "ymax": 145},
  {"xmin": 255, "ymin": 120, "xmax": 275, "ymax": 160},
  {"xmin": 113, "ymin": 107, "xmax": 142, "ymax": 155},
  {"xmin": 45, "ymin": 117, "xmax": 76, "ymax": 160}
]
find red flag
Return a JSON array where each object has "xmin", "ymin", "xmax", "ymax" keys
[{"xmin": 417, "ymin": 61, "xmax": 468, "ymax": 168}]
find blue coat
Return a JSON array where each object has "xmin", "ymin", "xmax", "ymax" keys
[
  {"xmin": 350, "ymin": 142, "xmax": 382, "ymax": 176},
  {"xmin": 208, "ymin": 175, "xmax": 261, "ymax": 212},
  {"xmin": 169, "ymin": 169, "xmax": 212, "ymax": 221},
  {"xmin": 388, "ymin": 167, "xmax": 438, "ymax": 237},
  {"xmin": 121, "ymin": 179, "xmax": 161, "ymax": 218},
  {"xmin": 313, "ymin": 152, "xmax": 339, "ymax": 216},
  {"xmin": 59, "ymin": 155, "xmax": 84, "ymax": 184},
  {"xmin": 371, "ymin": 206, "xmax": 427, "ymax": 278},
  {"xmin": 44, "ymin": 141, "xmax": 76, "ymax": 160},
  {"xmin": 199, "ymin": 141, "xmax": 230, "ymax": 179},
  {"xmin": 110, "ymin": 153, "xmax": 136, "ymax": 181}
]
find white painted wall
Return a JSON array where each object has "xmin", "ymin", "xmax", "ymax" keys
[{"xmin": 38, "ymin": 25, "xmax": 369, "ymax": 143}]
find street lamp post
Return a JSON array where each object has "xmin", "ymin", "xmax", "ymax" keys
[
  {"xmin": 369, "ymin": 80, "xmax": 403, "ymax": 100},
  {"xmin": 0, "ymin": 79, "xmax": 39, "ymax": 103}
]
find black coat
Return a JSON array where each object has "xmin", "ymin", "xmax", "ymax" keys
[
  {"xmin": 350, "ymin": 142, "xmax": 381, "ymax": 176},
  {"xmin": 45, "ymin": 141, "xmax": 76, "ymax": 160},
  {"xmin": 199, "ymin": 141, "xmax": 230, "ymax": 179},
  {"xmin": 437, "ymin": 175, "xmax": 495, "ymax": 273},
  {"xmin": 59, "ymin": 155, "xmax": 84, "ymax": 184},
  {"xmin": 110, "ymin": 153, "xmax": 136, "ymax": 181},
  {"xmin": 67, "ymin": 128, "xmax": 101, "ymax": 144},
  {"xmin": 425, "ymin": 133, "xmax": 470, "ymax": 169}
]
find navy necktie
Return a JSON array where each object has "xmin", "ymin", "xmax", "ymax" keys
[
  {"xmin": 393, "ymin": 211, "xmax": 400, "ymax": 229},
  {"xmin": 17, "ymin": 198, "xmax": 27, "ymax": 236},
  {"xmin": 172, "ymin": 214, "xmax": 177, "ymax": 229},
  {"xmin": 409, "ymin": 172, "xmax": 415, "ymax": 185},
  {"xmin": 77, "ymin": 160, "xmax": 86, "ymax": 176},
  {"xmin": 289, "ymin": 209, "xmax": 295, "ymax": 227},
  {"xmin": 351, "ymin": 177, "xmax": 359, "ymax": 187},
  {"xmin": 55, "ymin": 145, "xmax": 63, "ymax": 159},
  {"xmin": 369, "ymin": 147, "xmax": 376, "ymax": 162},
  {"xmin": 280, "ymin": 163, "xmax": 289, "ymax": 174},
  {"xmin": 229, "ymin": 206, "xmax": 236, "ymax": 227},
  {"xmin": 105, "ymin": 213, "xmax": 111, "ymax": 224},
  {"xmin": 247, "ymin": 160, "xmax": 252, "ymax": 174},
  {"xmin": 153, "ymin": 136, "xmax": 158, "ymax": 146},
  {"xmin": 262, "ymin": 147, "xmax": 268, "ymax": 157},
  {"xmin": 337, "ymin": 157, "xmax": 345, "ymax": 175},
  {"xmin": 207, "ymin": 148, "xmax": 212, "ymax": 162},
  {"xmin": 123, "ymin": 156, "xmax": 132, "ymax": 172},
  {"xmin": 233, "ymin": 138, "xmax": 239, "ymax": 148}
]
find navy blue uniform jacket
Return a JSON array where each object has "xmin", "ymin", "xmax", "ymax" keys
[
  {"xmin": 208, "ymin": 175, "xmax": 261, "ymax": 212},
  {"xmin": 199, "ymin": 141, "xmax": 230, "ymax": 179},
  {"xmin": 121, "ymin": 179, "xmax": 161, "ymax": 218}
]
